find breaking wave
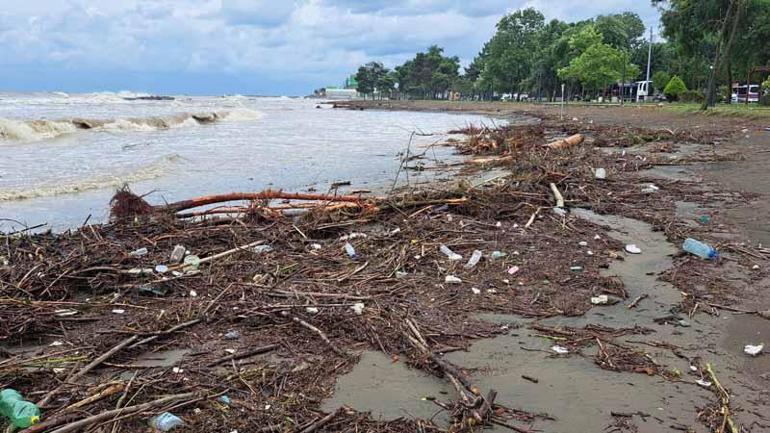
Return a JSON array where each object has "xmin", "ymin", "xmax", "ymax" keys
[
  {"xmin": 0, "ymin": 109, "xmax": 264, "ymax": 143},
  {"xmin": 0, "ymin": 154, "xmax": 183, "ymax": 202}
]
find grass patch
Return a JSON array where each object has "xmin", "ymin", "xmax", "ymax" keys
[{"xmin": 663, "ymin": 102, "xmax": 770, "ymax": 119}]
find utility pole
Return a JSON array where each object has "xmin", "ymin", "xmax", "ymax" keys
[
  {"xmin": 621, "ymin": 50, "xmax": 626, "ymax": 106},
  {"xmin": 644, "ymin": 26, "xmax": 653, "ymax": 102}
]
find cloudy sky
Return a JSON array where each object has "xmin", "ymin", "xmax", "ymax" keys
[{"xmin": 0, "ymin": 0, "xmax": 661, "ymax": 95}]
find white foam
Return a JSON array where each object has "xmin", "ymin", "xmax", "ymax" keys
[
  {"xmin": 0, "ymin": 118, "xmax": 78, "ymax": 142},
  {"xmin": 221, "ymin": 108, "xmax": 264, "ymax": 122}
]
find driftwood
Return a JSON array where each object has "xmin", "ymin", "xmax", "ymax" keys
[
  {"xmin": 543, "ymin": 134, "xmax": 584, "ymax": 150},
  {"xmin": 160, "ymin": 191, "xmax": 372, "ymax": 213}
]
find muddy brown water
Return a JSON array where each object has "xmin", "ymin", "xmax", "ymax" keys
[{"xmin": 323, "ymin": 202, "xmax": 768, "ymax": 431}]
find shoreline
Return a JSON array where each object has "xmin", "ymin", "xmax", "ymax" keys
[{"xmin": 2, "ymin": 105, "xmax": 768, "ymax": 432}]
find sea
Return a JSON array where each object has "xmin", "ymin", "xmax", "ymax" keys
[{"xmin": 0, "ymin": 92, "xmax": 499, "ymax": 232}]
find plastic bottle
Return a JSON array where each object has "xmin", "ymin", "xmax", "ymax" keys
[
  {"xmin": 439, "ymin": 245, "xmax": 462, "ymax": 261},
  {"xmin": 150, "ymin": 412, "xmax": 183, "ymax": 431},
  {"xmin": 464, "ymin": 250, "xmax": 483, "ymax": 269},
  {"xmin": 0, "ymin": 389, "xmax": 41, "ymax": 428},
  {"xmin": 343, "ymin": 242, "xmax": 357, "ymax": 258},
  {"xmin": 682, "ymin": 238, "xmax": 718, "ymax": 260}
]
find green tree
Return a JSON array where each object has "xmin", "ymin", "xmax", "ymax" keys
[
  {"xmin": 663, "ymin": 75, "xmax": 688, "ymax": 101},
  {"xmin": 652, "ymin": 71, "xmax": 672, "ymax": 93},
  {"xmin": 558, "ymin": 43, "xmax": 640, "ymax": 95},
  {"xmin": 355, "ymin": 62, "xmax": 388, "ymax": 99},
  {"xmin": 594, "ymin": 13, "xmax": 645, "ymax": 51}
]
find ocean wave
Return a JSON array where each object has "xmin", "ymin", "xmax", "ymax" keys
[
  {"xmin": 0, "ymin": 154, "xmax": 182, "ymax": 202},
  {"xmin": 0, "ymin": 109, "xmax": 264, "ymax": 143}
]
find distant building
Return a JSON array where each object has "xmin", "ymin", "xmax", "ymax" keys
[
  {"xmin": 344, "ymin": 75, "xmax": 358, "ymax": 90},
  {"xmin": 324, "ymin": 88, "xmax": 359, "ymax": 99}
]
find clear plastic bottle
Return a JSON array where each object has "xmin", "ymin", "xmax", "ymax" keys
[
  {"xmin": 0, "ymin": 389, "xmax": 40, "ymax": 428},
  {"xmin": 682, "ymin": 238, "xmax": 718, "ymax": 259}
]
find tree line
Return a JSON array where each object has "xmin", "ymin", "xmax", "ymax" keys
[{"xmin": 352, "ymin": 1, "xmax": 770, "ymax": 107}]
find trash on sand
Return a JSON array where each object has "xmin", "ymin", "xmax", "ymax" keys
[
  {"xmin": 112, "ymin": 309, "xmax": 125, "ymax": 314},
  {"xmin": 189, "ymin": 290, "xmax": 198, "ymax": 298},
  {"xmin": 507, "ymin": 266, "xmax": 520, "ymax": 275},
  {"xmin": 578, "ymin": 241, "xmax": 588, "ymax": 247},
  {"xmin": 570, "ymin": 266, "xmax": 583, "ymax": 272},
  {"xmin": 551, "ymin": 345, "xmax": 569, "ymax": 354},
  {"xmin": 594, "ymin": 168, "xmax": 607, "ymax": 179},
  {"xmin": 340, "ymin": 232, "xmax": 367, "ymax": 241},
  {"xmin": 183, "ymin": 255, "xmax": 201, "ymax": 270},
  {"xmin": 127, "ymin": 268, "xmax": 154, "ymax": 275},
  {"xmin": 310, "ymin": 243, "xmax": 322, "ymax": 250},
  {"xmin": 252, "ymin": 245, "xmax": 274, "ymax": 254},
  {"xmin": 552, "ymin": 207, "xmax": 567, "ymax": 217},
  {"xmin": 445, "ymin": 275, "xmax": 462, "ymax": 284},
  {"xmin": 150, "ymin": 412, "xmax": 184, "ymax": 431},
  {"xmin": 641, "ymin": 184, "xmax": 660, "ymax": 194},
  {"xmin": 49, "ymin": 340, "xmax": 64, "ymax": 346},
  {"xmin": 490, "ymin": 251, "xmax": 507, "ymax": 260},
  {"xmin": 439, "ymin": 245, "xmax": 463, "ymax": 261},
  {"xmin": 224, "ymin": 330, "xmax": 240, "ymax": 340},
  {"xmin": 625, "ymin": 244, "xmax": 642, "ymax": 254},
  {"xmin": 682, "ymin": 238, "xmax": 718, "ymax": 260},
  {"xmin": 698, "ymin": 215, "xmax": 711, "ymax": 225},
  {"xmin": 172, "ymin": 367, "xmax": 184, "ymax": 374},
  {"xmin": 350, "ymin": 303, "xmax": 365, "ymax": 315},
  {"xmin": 744, "ymin": 344, "xmax": 764, "ymax": 356},
  {"xmin": 305, "ymin": 307, "xmax": 319, "ymax": 314},
  {"xmin": 218, "ymin": 395, "xmax": 231, "ymax": 406},
  {"xmin": 464, "ymin": 250, "xmax": 483, "ymax": 269},
  {"xmin": 155, "ymin": 264, "xmax": 169, "ymax": 273},
  {"xmin": 129, "ymin": 247, "xmax": 148, "ymax": 257},
  {"xmin": 55, "ymin": 309, "xmax": 78, "ymax": 317},
  {"xmin": 0, "ymin": 389, "xmax": 41, "ymax": 428},
  {"xmin": 677, "ymin": 319, "xmax": 691, "ymax": 327},
  {"xmin": 753, "ymin": 264, "xmax": 760, "ymax": 270},
  {"xmin": 395, "ymin": 271, "xmax": 408, "ymax": 278},
  {"xmin": 471, "ymin": 287, "xmax": 481, "ymax": 295},
  {"xmin": 170, "ymin": 245, "xmax": 186, "ymax": 263},
  {"xmin": 343, "ymin": 242, "xmax": 357, "ymax": 259},
  {"xmin": 591, "ymin": 295, "xmax": 609, "ymax": 305},
  {"xmin": 695, "ymin": 379, "xmax": 712, "ymax": 388}
]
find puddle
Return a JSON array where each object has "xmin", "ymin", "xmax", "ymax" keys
[
  {"xmin": 321, "ymin": 209, "xmax": 734, "ymax": 431},
  {"xmin": 641, "ymin": 165, "xmax": 698, "ymax": 182}
]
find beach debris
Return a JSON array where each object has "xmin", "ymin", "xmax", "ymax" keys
[
  {"xmin": 340, "ymin": 233, "xmax": 367, "ymax": 241},
  {"xmin": 223, "ymin": 330, "xmax": 241, "ymax": 340},
  {"xmin": 445, "ymin": 275, "xmax": 462, "ymax": 284},
  {"xmin": 464, "ymin": 250, "xmax": 483, "ymax": 269},
  {"xmin": 570, "ymin": 266, "xmax": 583, "ymax": 272},
  {"xmin": 551, "ymin": 345, "xmax": 569, "ymax": 354},
  {"xmin": 183, "ymin": 255, "xmax": 201, "ymax": 270},
  {"xmin": 624, "ymin": 244, "xmax": 642, "ymax": 254},
  {"xmin": 171, "ymin": 367, "xmax": 184, "ymax": 374},
  {"xmin": 252, "ymin": 245, "xmax": 274, "ymax": 254},
  {"xmin": 641, "ymin": 184, "xmax": 660, "ymax": 194},
  {"xmin": 310, "ymin": 243, "xmax": 322, "ymax": 250},
  {"xmin": 305, "ymin": 307, "xmax": 319, "ymax": 314},
  {"xmin": 594, "ymin": 168, "xmax": 607, "ymax": 179},
  {"xmin": 578, "ymin": 241, "xmax": 588, "ymax": 247},
  {"xmin": 395, "ymin": 271, "xmax": 408, "ymax": 278},
  {"xmin": 169, "ymin": 245, "xmax": 186, "ymax": 263},
  {"xmin": 49, "ymin": 340, "xmax": 64, "ymax": 347},
  {"xmin": 155, "ymin": 264, "xmax": 169, "ymax": 273},
  {"xmin": 343, "ymin": 242, "xmax": 357, "ymax": 259},
  {"xmin": 552, "ymin": 207, "xmax": 567, "ymax": 217},
  {"xmin": 139, "ymin": 285, "xmax": 168, "ymax": 296},
  {"xmin": 698, "ymin": 215, "xmax": 711, "ymax": 225},
  {"xmin": 549, "ymin": 183, "xmax": 565, "ymax": 208},
  {"xmin": 112, "ymin": 309, "xmax": 126, "ymax": 314},
  {"xmin": 682, "ymin": 238, "xmax": 718, "ymax": 260},
  {"xmin": 129, "ymin": 247, "xmax": 148, "ymax": 257},
  {"xmin": 189, "ymin": 290, "xmax": 198, "ymax": 297},
  {"xmin": 0, "ymin": 389, "xmax": 41, "ymax": 428},
  {"xmin": 744, "ymin": 344, "xmax": 764, "ymax": 356},
  {"xmin": 752, "ymin": 264, "xmax": 760, "ymax": 270},
  {"xmin": 695, "ymin": 379, "xmax": 712, "ymax": 388},
  {"xmin": 150, "ymin": 412, "xmax": 184, "ymax": 431},
  {"xmin": 439, "ymin": 244, "xmax": 462, "ymax": 261},
  {"xmin": 544, "ymin": 133, "xmax": 584, "ymax": 150},
  {"xmin": 350, "ymin": 303, "xmax": 365, "ymax": 315},
  {"xmin": 55, "ymin": 309, "xmax": 79, "ymax": 317},
  {"xmin": 507, "ymin": 266, "xmax": 520, "ymax": 275},
  {"xmin": 471, "ymin": 287, "xmax": 481, "ymax": 295},
  {"xmin": 490, "ymin": 251, "xmax": 507, "ymax": 260},
  {"xmin": 591, "ymin": 295, "xmax": 609, "ymax": 305}
]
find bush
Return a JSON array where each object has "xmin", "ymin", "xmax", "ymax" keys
[
  {"xmin": 652, "ymin": 71, "xmax": 671, "ymax": 93},
  {"xmin": 663, "ymin": 76, "xmax": 688, "ymax": 102},
  {"xmin": 680, "ymin": 90, "xmax": 705, "ymax": 103}
]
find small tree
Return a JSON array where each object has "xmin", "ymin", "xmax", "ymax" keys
[
  {"xmin": 652, "ymin": 71, "xmax": 671, "ymax": 93},
  {"xmin": 663, "ymin": 76, "xmax": 687, "ymax": 102}
]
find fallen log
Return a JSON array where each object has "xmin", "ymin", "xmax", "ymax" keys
[
  {"xmin": 543, "ymin": 134, "xmax": 584, "ymax": 150},
  {"xmin": 160, "ymin": 190, "xmax": 372, "ymax": 213}
]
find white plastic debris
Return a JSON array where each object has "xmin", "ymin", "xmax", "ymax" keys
[
  {"xmin": 487, "ymin": 289, "xmax": 498, "ymax": 294},
  {"xmin": 464, "ymin": 250, "xmax": 483, "ymax": 269},
  {"xmin": 594, "ymin": 234, "xmax": 601, "ymax": 240},
  {"xmin": 445, "ymin": 275, "xmax": 462, "ymax": 284},
  {"xmin": 305, "ymin": 307, "xmax": 319, "ymax": 314},
  {"xmin": 225, "ymin": 349, "xmax": 236, "ymax": 354},
  {"xmin": 490, "ymin": 251, "xmax": 507, "ymax": 260},
  {"xmin": 49, "ymin": 340, "xmax": 64, "ymax": 347},
  {"xmin": 594, "ymin": 168, "xmax": 607, "ymax": 180},
  {"xmin": 587, "ymin": 250, "xmax": 594, "ymax": 256},
  {"xmin": 641, "ymin": 184, "xmax": 660, "ymax": 194},
  {"xmin": 112, "ymin": 309, "xmax": 126, "ymax": 314},
  {"xmin": 389, "ymin": 227, "xmax": 401, "ymax": 235},
  {"xmin": 351, "ymin": 302, "xmax": 365, "ymax": 315},
  {"xmin": 340, "ymin": 233, "xmax": 367, "ymax": 241},
  {"xmin": 395, "ymin": 271, "xmax": 408, "ymax": 279},
  {"xmin": 625, "ymin": 244, "xmax": 642, "ymax": 254},
  {"xmin": 471, "ymin": 287, "xmax": 481, "ymax": 295},
  {"xmin": 311, "ymin": 243, "xmax": 322, "ymax": 250},
  {"xmin": 507, "ymin": 266, "xmax": 520, "ymax": 275},
  {"xmin": 170, "ymin": 245, "xmax": 186, "ymax": 264},
  {"xmin": 252, "ymin": 245, "xmax": 274, "ymax": 254},
  {"xmin": 695, "ymin": 379, "xmax": 712, "ymax": 388},
  {"xmin": 172, "ymin": 367, "xmax": 184, "ymax": 374},
  {"xmin": 189, "ymin": 290, "xmax": 198, "ymax": 297},
  {"xmin": 744, "ymin": 344, "xmax": 764, "ymax": 356},
  {"xmin": 752, "ymin": 264, "xmax": 760, "ymax": 270},
  {"xmin": 343, "ymin": 242, "xmax": 357, "ymax": 258},
  {"xmin": 183, "ymin": 255, "xmax": 201, "ymax": 270},
  {"xmin": 55, "ymin": 309, "xmax": 79, "ymax": 317},
  {"xmin": 155, "ymin": 264, "xmax": 169, "ymax": 274},
  {"xmin": 578, "ymin": 241, "xmax": 588, "ymax": 247},
  {"xmin": 689, "ymin": 365, "xmax": 698, "ymax": 372},
  {"xmin": 551, "ymin": 345, "xmax": 569, "ymax": 354},
  {"xmin": 129, "ymin": 247, "xmax": 148, "ymax": 257},
  {"xmin": 439, "ymin": 245, "xmax": 463, "ymax": 261},
  {"xmin": 591, "ymin": 295, "xmax": 609, "ymax": 305}
]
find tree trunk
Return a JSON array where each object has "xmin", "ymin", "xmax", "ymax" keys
[{"xmin": 703, "ymin": 0, "xmax": 740, "ymax": 110}]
